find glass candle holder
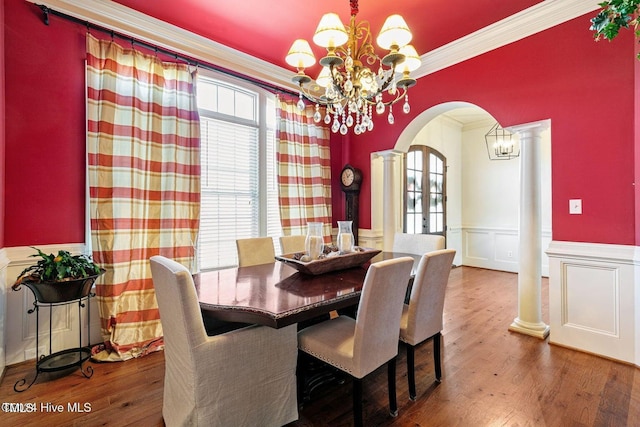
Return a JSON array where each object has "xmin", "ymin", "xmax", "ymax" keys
[
  {"xmin": 305, "ymin": 222, "xmax": 324, "ymax": 260},
  {"xmin": 337, "ymin": 220, "xmax": 355, "ymax": 253}
]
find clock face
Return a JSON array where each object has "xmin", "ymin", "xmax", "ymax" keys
[{"xmin": 341, "ymin": 168, "xmax": 354, "ymax": 187}]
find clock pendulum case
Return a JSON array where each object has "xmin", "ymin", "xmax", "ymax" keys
[{"xmin": 340, "ymin": 164, "xmax": 363, "ymax": 245}]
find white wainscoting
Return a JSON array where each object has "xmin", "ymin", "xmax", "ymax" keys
[
  {"xmin": 357, "ymin": 228, "xmax": 384, "ymax": 250},
  {"xmin": 462, "ymin": 226, "xmax": 551, "ymax": 277},
  {"xmin": 4, "ymin": 244, "xmax": 102, "ymax": 365},
  {"xmin": 447, "ymin": 226, "xmax": 463, "ymax": 267},
  {"xmin": 547, "ymin": 241, "xmax": 640, "ymax": 365},
  {"xmin": 357, "ymin": 226, "xmax": 542, "ymax": 274}
]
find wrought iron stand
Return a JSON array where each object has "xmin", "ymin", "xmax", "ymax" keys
[{"xmin": 14, "ymin": 292, "xmax": 94, "ymax": 392}]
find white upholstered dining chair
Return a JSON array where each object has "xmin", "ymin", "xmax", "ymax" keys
[
  {"xmin": 399, "ymin": 249, "xmax": 456, "ymax": 400},
  {"xmin": 150, "ymin": 256, "xmax": 298, "ymax": 427},
  {"xmin": 393, "ymin": 232, "xmax": 447, "ymax": 304},
  {"xmin": 279, "ymin": 234, "xmax": 306, "ymax": 254},
  {"xmin": 235, "ymin": 237, "xmax": 276, "ymax": 267},
  {"xmin": 392, "ymin": 232, "xmax": 445, "ymax": 255},
  {"xmin": 297, "ymin": 257, "xmax": 414, "ymax": 427}
]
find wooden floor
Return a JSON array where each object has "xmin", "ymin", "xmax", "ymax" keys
[{"xmin": 1, "ymin": 267, "xmax": 639, "ymax": 427}]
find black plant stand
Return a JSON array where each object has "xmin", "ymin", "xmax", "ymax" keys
[{"xmin": 14, "ymin": 292, "xmax": 94, "ymax": 392}]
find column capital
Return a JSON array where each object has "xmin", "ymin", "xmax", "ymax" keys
[
  {"xmin": 371, "ymin": 150, "xmax": 403, "ymax": 161},
  {"xmin": 506, "ymin": 119, "xmax": 550, "ymax": 137}
]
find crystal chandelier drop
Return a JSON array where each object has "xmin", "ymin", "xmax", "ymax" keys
[{"xmin": 285, "ymin": 0, "xmax": 421, "ymax": 135}]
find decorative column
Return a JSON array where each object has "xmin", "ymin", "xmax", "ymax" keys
[
  {"xmin": 507, "ymin": 120, "xmax": 550, "ymax": 339},
  {"xmin": 373, "ymin": 150, "xmax": 402, "ymax": 251}
]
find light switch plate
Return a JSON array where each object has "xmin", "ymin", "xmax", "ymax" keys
[{"xmin": 569, "ymin": 199, "xmax": 582, "ymax": 214}]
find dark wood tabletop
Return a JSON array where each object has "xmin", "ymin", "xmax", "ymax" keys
[{"xmin": 195, "ymin": 251, "xmax": 420, "ymax": 328}]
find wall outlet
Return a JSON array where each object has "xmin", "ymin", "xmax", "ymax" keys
[{"xmin": 569, "ymin": 199, "xmax": 582, "ymax": 214}]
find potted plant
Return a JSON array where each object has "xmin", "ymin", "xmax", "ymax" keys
[
  {"xmin": 591, "ymin": 0, "xmax": 640, "ymax": 59},
  {"xmin": 12, "ymin": 247, "xmax": 105, "ymax": 303}
]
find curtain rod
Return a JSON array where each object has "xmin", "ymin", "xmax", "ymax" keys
[{"xmin": 35, "ymin": 3, "xmax": 298, "ymax": 97}]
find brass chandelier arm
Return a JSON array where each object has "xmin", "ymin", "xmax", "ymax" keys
[
  {"xmin": 298, "ymin": 79, "xmax": 407, "ymax": 108},
  {"xmin": 345, "ymin": 18, "xmax": 377, "ymax": 68}
]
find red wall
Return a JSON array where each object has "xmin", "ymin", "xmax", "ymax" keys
[
  {"xmin": 344, "ymin": 15, "xmax": 637, "ymax": 245},
  {"xmin": 5, "ymin": 0, "xmax": 87, "ymax": 246},
  {"xmin": 635, "ymin": 38, "xmax": 640, "ymax": 245},
  {"xmin": 0, "ymin": 0, "xmax": 5, "ymax": 247},
  {"xmin": 3, "ymin": 0, "xmax": 638, "ymax": 247}
]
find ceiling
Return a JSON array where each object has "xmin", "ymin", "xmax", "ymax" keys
[
  {"xmin": 113, "ymin": 0, "xmax": 542, "ymax": 78},
  {"xmin": 107, "ymin": 1, "xmax": 607, "ymax": 127},
  {"xmin": 109, "ymin": 0, "xmax": 545, "ymax": 125},
  {"xmin": 38, "ymin": 0, "xmax": 598, "ymax": 127},
  {"xmin": 443, "ymin": 108, "xmax": 493, "ymax": 127}
]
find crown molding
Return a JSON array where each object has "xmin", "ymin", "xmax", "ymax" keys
[
  {"xmin": 26, "ymin": 0, "xmax": 296, "ymax": 91},
  {"xmin": 27, "ymin": 0, "xmax": 601, "ymax": 88},
  {"xmin": 417, "ymin": 0, "xmax": 601, "ymax": 76},
  {"xmin": 459, "ymin": 117, "xmax": 496, "ymax": 132}
]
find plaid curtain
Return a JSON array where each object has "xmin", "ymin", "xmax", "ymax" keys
[
  {"xmin": 276, "ymin": 96, "xmax": 332, "ymax": 241},
  {"xmin": 86, "ymin": 34, "xmax": 200, "ymax": 361}
]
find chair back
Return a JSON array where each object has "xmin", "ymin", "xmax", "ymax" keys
[
  {"xmin": 392, "ymin": 232, "xmax": 445, "ymax": 255},
  {"xmin": 150, "ymin": 256, "xmax": 208, "ymax": 353},
  {"xmin": 353, "ymin": 257, "xmax": 414, "ymax": 375},
  {"xmin": 236, "ymin": 237, "xmax": 276, "ymax": 267},
  {"xmin": 279, "ymin": 234, "xmax": 306, "ymax": 254},
  {"xmin": 151, "ymin": 256, "xmax": 300, "ymax": 426},
  {"xmin": 403, "ymin": 249, "xmax": 456, "ymax": 344}
]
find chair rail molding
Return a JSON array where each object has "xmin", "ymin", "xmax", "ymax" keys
[{"xmin": 546, "ymin": 240, "xmax": 640, "ymax": 366}]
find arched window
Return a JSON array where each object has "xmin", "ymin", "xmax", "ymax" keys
[{"xmin": 404, "ymin": 146, "xmax": 446, "ymax": 236}]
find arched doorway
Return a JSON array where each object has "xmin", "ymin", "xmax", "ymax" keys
[
  {"xmin": 369, "ymin": 101, "xmax": 551, "ymax": 274},
  {"xmin": 370, "ymin": 101, "xmax": 552, "ymax": 338}
]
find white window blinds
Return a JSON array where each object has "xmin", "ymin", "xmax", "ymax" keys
[{"xmin": 197, "ymin": 75, "xmax": 281, "ymax": 270}]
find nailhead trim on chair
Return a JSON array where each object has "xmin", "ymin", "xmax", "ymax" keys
[{"xmin": 298, "ymin": 347, "xmax": 355, "ymax": 376}]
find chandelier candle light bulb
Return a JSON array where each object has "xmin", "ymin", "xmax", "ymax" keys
[
  {"xmin": 286, "ymin": 40, "xmax": 316, "ymax": 72},
  {"xmin": 285, "ymin": 0, "xmax": 421, "ymax": 135},
  {"xmin": 494, "ymin": 139, "xmax": 513, "ymax": 156},
  {"xmin": 313, "ymin": 13, "xmax": 349, "ymax": 50},
  {"xmin": 377, "ymin": 15, "xmax": 412, "ymax": 54}
]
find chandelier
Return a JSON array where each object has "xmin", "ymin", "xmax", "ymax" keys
[
  {"xmin": 485, "ymin": 122, "xmax": 519, "ymax": 160},
  {"xmin": 285, "ymin": 0, "xmax": 421, "ymax": 135}
]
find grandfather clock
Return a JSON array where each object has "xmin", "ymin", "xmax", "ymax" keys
[{"xmin": 340, "ymin": 164, "xmax": 363, "ymax": 245}]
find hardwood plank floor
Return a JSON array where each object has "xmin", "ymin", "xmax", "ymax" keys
[{"xmin": 1, "ymin": 267, "xmax": 638, "ymax": 426}]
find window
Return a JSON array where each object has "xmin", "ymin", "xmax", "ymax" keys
[
  {"xmin": 197, "ymin": 73, "xmax": 280, "ymax": 270},
  {"xmin": 404, "ymin": 146, "xmax": 446, "ymax": 236}
]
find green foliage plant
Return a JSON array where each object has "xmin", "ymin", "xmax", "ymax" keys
[
  {"xmin": 13, "ymin": 247, "xmax": 103, "ymax": 288},
  {"xmin": 591, "ymin": 0, "xmax": 640, "ymax": 59}
]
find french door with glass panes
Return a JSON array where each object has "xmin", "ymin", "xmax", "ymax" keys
[{"xmin": 404, "ymin": 146, "xmax": 446, "ymax": 236}]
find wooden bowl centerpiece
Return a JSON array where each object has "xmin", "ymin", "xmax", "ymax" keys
[{"xmin": 275, "ymin": 245, "xmax": 381, "ymax": 275}]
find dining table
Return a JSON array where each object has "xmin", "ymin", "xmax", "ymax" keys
[{"xmin": 195, "ymin": 251, "xmax": 421, "ymax": 329}]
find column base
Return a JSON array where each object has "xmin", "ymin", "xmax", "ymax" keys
[{"xmin": 509, "ymin": 318, "xmax": 550, "ymax": 339}]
